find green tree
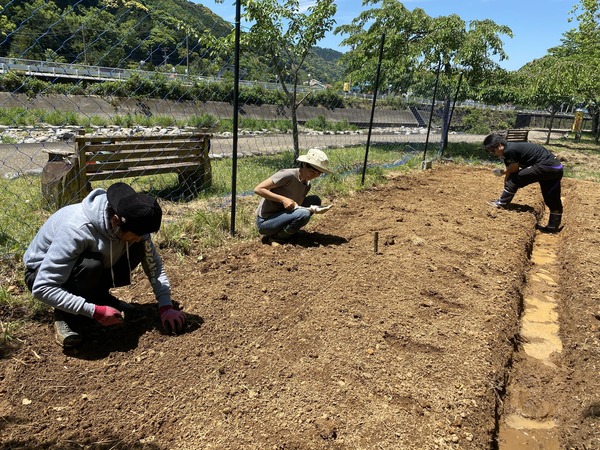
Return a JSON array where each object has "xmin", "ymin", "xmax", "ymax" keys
[
  {"xmin": 550, "ymin": 0, "xmax": 600, "ymax": 140},
  {"xmin": 422, "ymin": 15, "xmax": 511, "ymax": 149},
  {"xmin": 336, "ymin": 1, "xmax": 511, "ymax": 149},
  {"xmin": 236, "ymin": 0, "xmax": 337, "ymax": 159},
  {"xmin": 6, "ymin": 0, "xmax": 65, "ymax": 60},
  {"xmin": 518, "ymin": 56, "xmax": 580, "ymax": 144},
  {"xmin": 1, "ymin": 0, "xmax": 233, "ymax": 72},
  {"xmin": 63, "ymin": 5, "xmax": 134, "ymax": 67},
  {"xmin": 0, "ymin": 13, "xmax": 16, "ymax": 41},
  {"xmin": 335, "ymin": 0, "xmax": 429, "ymax": 94},
  {"xmin": 475, "ymin": 69, "xmax": 521, "ymax": 106}
]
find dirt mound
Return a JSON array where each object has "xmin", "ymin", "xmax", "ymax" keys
[{"xmin": 1, "ymin": 164, "xmax": 599, "ymax": 449}]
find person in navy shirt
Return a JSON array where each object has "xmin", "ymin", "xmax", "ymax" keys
[{"xmin": 483, "ymin": 132, "xmax": 564, "ymax": 233}]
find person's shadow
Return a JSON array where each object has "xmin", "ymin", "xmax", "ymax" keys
[
  {"xmin": 487, "ymin": 203, "xmax": 538, "ymax": 224},
  {"xmin": 64, "ymin": 301, "xmax": 203, "ymax": 360},
  {"xmin": 505, "ymin": 203, "xmax": 537, "ymax": 214},
  {"xmin": 283, "ymin": 231, "xmax": 349, "ymax": 248}
]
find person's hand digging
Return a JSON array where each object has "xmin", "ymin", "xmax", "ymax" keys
[
  {"xmin": 160, "ymin": 305, "xmax": 186, "ymax": 334},
  {"xmin": 93, "ymin": 305, "xmax": 124, "ymax": 326}
]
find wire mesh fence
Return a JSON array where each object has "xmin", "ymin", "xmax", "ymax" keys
[{"xmin": 0, "ymin": 0, "xmax": 568, "ymax": 258}]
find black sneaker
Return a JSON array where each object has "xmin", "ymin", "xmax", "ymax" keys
[
  {"xmin": 536, "ymin": 224, "xmax": 562, "ymax": 234},
  {"xmin": 487, "ymin": 200, "xmax": 507, "ymax": 209},
  {"xmin": 53, "ymin": 310, "xmax": 83, "ymax": 348},
  {"xmin": 268, "ymin": 236, "xmax": 288, "ymax": 246}
]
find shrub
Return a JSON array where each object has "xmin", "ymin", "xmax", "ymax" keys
[
  {"xmin": 188, "ymin": 113, "xmax": 220, "ymax": 129},
  {"xmin": 305, "ymin": 89, "xmax": 344, "ymax": 109},
  {"xmin": 304, "ymin": 115, "xmax": 355, "ymax": 132}
]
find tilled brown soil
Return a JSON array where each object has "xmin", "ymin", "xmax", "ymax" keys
[{"xmin": 1, "ymin": 164, "xmax": 599, "ymax": 449}]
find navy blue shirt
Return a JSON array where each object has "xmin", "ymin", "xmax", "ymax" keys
[{"xmin": 504, "ymin": 142, "xmax": 560, "ymax": 168}]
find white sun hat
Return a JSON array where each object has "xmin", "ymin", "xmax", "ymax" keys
[{"xmin": 297, "ymin": 148, "xmax": 332, "ymax": 174}]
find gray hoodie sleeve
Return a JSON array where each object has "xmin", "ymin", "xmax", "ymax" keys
[
  {"xmin": 140, "ymin": 237, "xmax": 172, "ymax": 308},
  {"xmin": 30, "ymin": 223, "xmax": 97, "ymax": 318}
]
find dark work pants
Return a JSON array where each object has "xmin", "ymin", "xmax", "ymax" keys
[
  {"xmin": 25, "ymin": 242, "xmax": 144, "ymax": 305},
  {"xmin": 505, "ymin": 164, "xmax": 563, "ymax": 212}
]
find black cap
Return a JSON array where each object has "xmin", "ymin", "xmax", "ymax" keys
[{"xmin": 107, "ymin": 182, "xmax": 162, "ymax": 236}]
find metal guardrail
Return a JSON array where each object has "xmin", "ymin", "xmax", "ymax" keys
[
  {"xmin": 0, "ymin": 57, "xmax": 136, "ymax": 82},
  {"xmin": 0, "ymin": 57, "xmax": 321, "ymax": 93}
]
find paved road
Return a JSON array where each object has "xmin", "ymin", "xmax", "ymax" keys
[{"xmin": 0, "ymin": 129, "xmax": 558, "ymax": 178}]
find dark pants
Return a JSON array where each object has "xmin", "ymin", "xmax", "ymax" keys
[
  {"xmin": 504, "ymin": 164, "xmax": 563, "ymax": 212},
  {"xmin": 25, "ymin": 242, "xmax": 144, "ymax": 305}
]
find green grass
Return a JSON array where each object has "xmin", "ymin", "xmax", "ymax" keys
[
  {"xmin": 440, "ymin": 142, "xmax": 497, "ymax": 164},
  {"xmin": 0, "ymin": 107, "xmax": 82, "ymax": 127},
  {"xmin": 0, "ymin": 107, "xmax": 294, "ymax": 133},
  {"xmin": 544, "ymin": 133, "xmax": 600, "ymax": 182},
  {"xmin": 0, "ymin": 318, "xmax": 21, "ymax": 348},
  {"xmin": 0, "ymin": 107, "xmax": 367, "ymax": 135},
  {"xmin": 304, "ymin": 115, "xmax": 358, "ymax": 132},
  {"xmin": 0, "ymin": 143, "xmax": 416, "ymax": 258},
  {"xmin": 0, "ymin": 276, "xmax": 49, "ymax": 352},
  {"xmin": 217, "ymin": 117, "xmax": 293, "ymax": 133},
  {"xmin": 0, "ymin": 136, "xmax": 18, "ymax": 144},
  {"xmin": 0, "ymin": 176, "xmax": 50, "ymax": 256}
]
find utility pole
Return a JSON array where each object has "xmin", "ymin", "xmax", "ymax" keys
[
  {"xmin": 186, "ymin": 33, "xmax": 189, "ymax": 75},
  {"xmin": 81, "ymin": 25, "xmax": 88, "ymax": 65}
]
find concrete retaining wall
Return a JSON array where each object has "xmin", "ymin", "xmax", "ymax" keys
[{"xmin": 0, "ymin": 93, "xmax": 419, "ymax": 127}]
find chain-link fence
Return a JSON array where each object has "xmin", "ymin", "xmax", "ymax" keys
[{"xmin": 0, "ymin": 0, "xmax": 565, "ymax": 259}]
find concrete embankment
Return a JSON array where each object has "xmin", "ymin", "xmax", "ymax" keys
[{"xmin": 0, "ymin": 92, "xmax": 419, "ymax": 127}]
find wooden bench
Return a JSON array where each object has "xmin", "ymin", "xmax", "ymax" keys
[
  {"xmin": 505, "ymin": 129, "xmax": 529, "ymax": 142},
  {"xmin": 42, "ymin": 131, "xmax": 211, "ymax": 208}
]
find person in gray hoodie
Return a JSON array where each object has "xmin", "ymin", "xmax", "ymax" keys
[{"xmin": 23, "ymin": 182, "xmax": 186, "ymax": 348}]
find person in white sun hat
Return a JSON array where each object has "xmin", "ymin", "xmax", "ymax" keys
[{"xmin": 254, "ymin": 148, "xmax": 333, "ymax": 245}]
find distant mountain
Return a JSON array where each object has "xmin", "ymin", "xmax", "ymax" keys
[
  {"xmin": 0, "ymin": 0, "xmax": 232, "ymax": 68},
  {"xmin": 307, "ymin": 47, "xmax": 346, "ymax": 85},
  {"xmin": 0, "ymin": 0, "xmax": 343, "ymax": 84},
  {"xmin": 146, "ymin": 0, "xmax": 232, "ymax": 36},
  {"xmin": 312, "ymin": 47, "xmax": 344, "ymax": 62}
]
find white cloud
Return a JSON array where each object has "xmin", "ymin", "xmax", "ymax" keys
[{"xmin": 299, "ymin": 0, "xmax": 318, "ymax": 13}]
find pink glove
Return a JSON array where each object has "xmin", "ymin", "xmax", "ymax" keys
[
  {"xmin": 160, "ymin": 305, "xmax": 186, "ymax": 334},
  {"xmin": 93, "ymin": 305, "xmax": 123, "ymax": 326}
]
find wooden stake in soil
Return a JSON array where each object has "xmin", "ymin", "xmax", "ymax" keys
[{"xmin": 373, "ymin": 231, "xmax": 379, "ymax": 254}]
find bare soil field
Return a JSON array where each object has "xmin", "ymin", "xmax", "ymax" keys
[{"xmin": 1, "ymin": 164, "xmax": 599, "ymax": 449}]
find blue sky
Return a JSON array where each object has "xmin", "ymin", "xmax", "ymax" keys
[{"xmin": 194, "ymin": 0, "xmax": 579, "ymax": 71}]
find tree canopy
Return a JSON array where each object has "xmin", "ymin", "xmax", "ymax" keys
[
  {"xmin": 233, "ymin": 0, "xmax": 338, "ymax": 158},
  {"xmin": 519, "ymin": 0, "xmax": 600, "ymax": 138},
  {"xmin": 334, "ymin": 0, "xmax": 512, "ymax": 96}
]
